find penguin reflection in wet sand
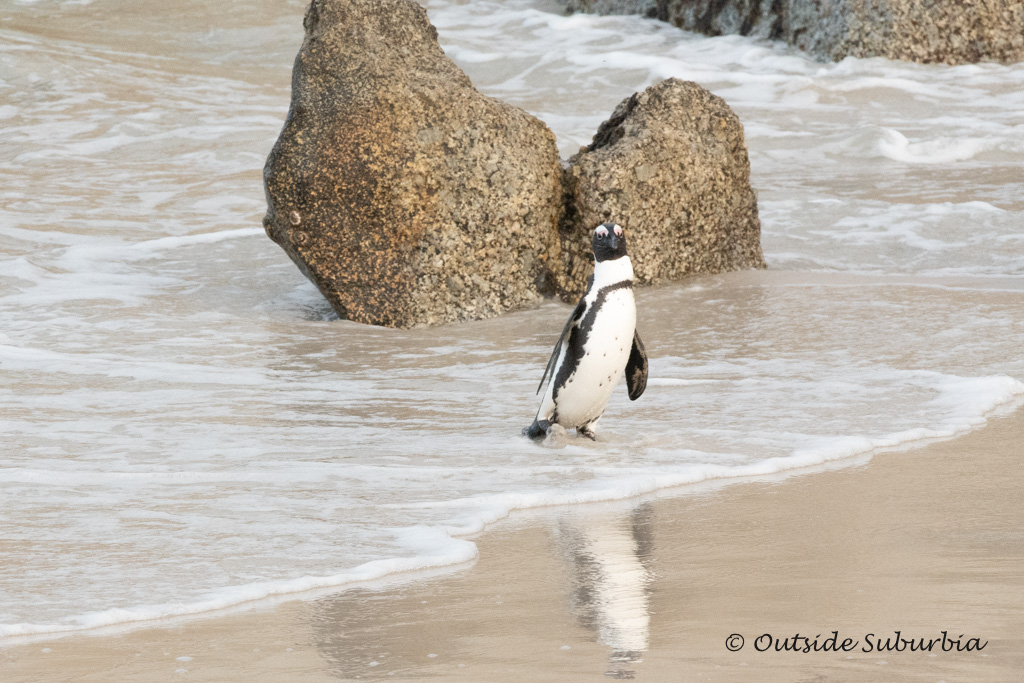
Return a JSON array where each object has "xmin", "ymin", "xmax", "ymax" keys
[{"xmin": 524, "ymin": 223, "xmax": 648, "ymax": 441}]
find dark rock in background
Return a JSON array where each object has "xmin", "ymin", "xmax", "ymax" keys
[
  {"xmin": 263, "ymin": 0, "xmax": 565, "ymax": 328},
  {"xmin": 564, "ymin": 0, "xmax": 1024, "ymax": 65},
  {"xmin": 559, "ymin": 79, "xmax": 765, "ymax": 299}
]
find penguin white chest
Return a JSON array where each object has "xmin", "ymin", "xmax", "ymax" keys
[{"xmin": 553, "ymin": 288, "xmax": 636, "ymax": 426}]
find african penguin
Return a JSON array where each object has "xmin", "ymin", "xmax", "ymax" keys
[{"xmin": 524, "ymin": 222, "xmax": 648, "ymax": 441}]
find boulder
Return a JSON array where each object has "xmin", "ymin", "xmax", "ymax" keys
[
  {"xmin": 564, "ymin": 0, "xmax": 1024, "ymax": 65},
  {"xmin": 558, "ymin": 79, "xmax": 765, "ymax": 299},
  {"xmin": 263, "ymin": 0, "xmax": 565, "ymax": 328},
  {"xmin": 264, "ymin": 1, "xmax": 768, "ymax": 327}
]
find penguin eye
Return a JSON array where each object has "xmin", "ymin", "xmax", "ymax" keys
[
  {"xmin": 613, "ymin": 225, "xmax": 623, "ymax": 236},
  {"xmin": 595, "ymin": 227, "xmax": 608, "ymax": 238}
]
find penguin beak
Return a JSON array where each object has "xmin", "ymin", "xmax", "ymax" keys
[{"xmin": 608, "ymin": 234, "xmax": 620, "ymax": 249}]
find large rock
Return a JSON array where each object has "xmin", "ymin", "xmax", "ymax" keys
[
  {"xmin": 263, "ymin": 0, "xmax": 564, "ymax": 328},
  {"xmin": 265, "ymin": 1, "xmax": 768, "ymax": 327},
  {"xmin": 558, "ymin": 79, "xmax": 765, "ymax": 299},
  {"xmin": 564, "ymin": 0, "xmax": 1024, "ymax": 65}
]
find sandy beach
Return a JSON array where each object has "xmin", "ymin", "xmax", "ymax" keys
[{"xmin": 4, "ymin": 406, "xmax": 1021, "ymax": 682}]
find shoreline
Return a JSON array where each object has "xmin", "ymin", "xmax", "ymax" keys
[
  {"xmin": 4, "ymin": 407, "xmax": 1023, "ymax": 681},
  {"xmin": 4, "ymin": 346, "xmax": 1020, "ymax": 646}
]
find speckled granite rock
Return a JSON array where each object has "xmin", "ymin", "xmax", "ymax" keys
[
  {"xmin": 558, "ymin": 79, "xmax": 765, "ymax": 299},
  {"xmin": 564, "ymin": 0, "xmax": 1024, "ymax": 64},
  {"xmin": 263, "ymin": 0, "xmax": 564, "ymax": 328},
  {"xmin": 265, "ymin": 1, "xmax": 768, "ymax": 327}
]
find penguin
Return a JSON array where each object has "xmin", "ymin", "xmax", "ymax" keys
[{"xmin": 524, "ymin": 222, "xmax": 648, "ymax": 441}]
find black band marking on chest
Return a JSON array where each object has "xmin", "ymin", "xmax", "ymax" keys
[{"xmin": 551, "ymin": 280, "xmax": 633, "ymax": 419}]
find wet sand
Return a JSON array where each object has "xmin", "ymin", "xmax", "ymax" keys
[{"xmin": 3, "ymin": 410, "xmax": 1022, "ymax": 682}]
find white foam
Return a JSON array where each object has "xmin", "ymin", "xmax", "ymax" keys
[
  {"xmin": 0, "ymin": 531, "xmax": 478, "ymax": 638},
  {"xmin": 874, "ymin": 128, "xmax": 992, "ymax": 164},
  {"xmin": 395, "ymin": 374, "xmax": 1024, "ymax": 523},
  {"xmin": 0, "ymin": 343, "xmax": 269, "ymax": 385},
  {"xmin": 646, "ymin": 378, "xmax": 723, "ymax": 386},
  {"xmin": 761, "ymin": 199, "xmax": 1024, "ymax": 276},
  {"xmin": 10, "ymin": 367, "xmax": 1020, "ymax": 640}
]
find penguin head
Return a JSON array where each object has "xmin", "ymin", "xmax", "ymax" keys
[{"xmin": 592, "ymin": 222, "xmax": 627, "ymax": 262}]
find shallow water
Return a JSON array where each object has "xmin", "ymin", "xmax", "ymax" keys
[{"xmin": 1, "ymin": 0, "xmax": 1022, "ymax": 636}]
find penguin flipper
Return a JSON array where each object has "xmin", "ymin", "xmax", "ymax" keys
[
  {"xmin": 626, "ymin": 330, "xmax": 648, "ymax": 401},
  {"xmin": 536, "ymin": 297, "xmax": 586, "ymax": 395}
]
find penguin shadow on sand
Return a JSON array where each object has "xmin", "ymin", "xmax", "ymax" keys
[{"xmin": 555, "ymin": 503, "xmax": 656, "ymax": 679}]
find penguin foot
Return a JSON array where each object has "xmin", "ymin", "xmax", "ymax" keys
[
  {"xmin": 523, "ymin": 419, "xmax": 552, "ymax": 441},
  {"xmin": 578, "ymin": 424, "xmax": 598, "ymax": 441}
]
